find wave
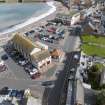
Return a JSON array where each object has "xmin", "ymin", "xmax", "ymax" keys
[{"xmin": 0, "ymin": 1, "xmax": 56, "ymax": 35}]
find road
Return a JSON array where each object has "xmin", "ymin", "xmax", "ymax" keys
[{"xmin": 47, "ymin": 33, "xmax": 80, "ymax": 105}]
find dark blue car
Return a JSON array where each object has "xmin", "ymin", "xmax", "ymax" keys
[{"xmin": 10, "ymin": 90, "xmax": 18, "ymax": 97}]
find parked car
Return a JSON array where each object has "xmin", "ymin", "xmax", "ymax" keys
[
  {"xmin": 10, "ymin": 89, "xmax": 18, "ymax": 97},
  {"xmin": 16, "ymin": 90, "xmax": 24, "ymax": 99},
  {"xmin": 0, "ymin": 87, "xmax": 12, "ymax": 96},
  {"xmin": 41, "ymin": 37, "xmax": 49, "ymax": 41},
  {"xmin": 29, "ymin": 30, "xmax": 35, "ymax": 34},
  {"xmin": 47, "ymin": 39, "xmax": 54, "ymax": 43},
  {"xmin": 0, "ymin": 65, "xmax": 8, "ymax": 72},
  {"xmin": 41, "ymin": 81, "xmax": 55, "ymax": 87},
  {"xmin": 29, "ymin": 69, "xmax": 38, "ymax": 76},
  {"xmin": 1, "ymin": 54, "xmax": 8, "ymax": 60},
  {"xmin": 31, "ymin": 72, "xmax": 41, "ymax": 79},
  {"xmin": 18, "ymin": 60, "xmax": 28, "ymax": 66},
  {"xmin": 74, "ymin": 54, "xmax": 79, "ymax": 60}
]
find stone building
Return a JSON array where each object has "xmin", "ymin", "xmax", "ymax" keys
[{"xmin": 11, "ymin": 33, "xmax": 51, "ymax": 70}]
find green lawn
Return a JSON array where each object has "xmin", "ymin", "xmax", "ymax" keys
[
  {"xmin": 81, "ymin": 44, "xmax": 105, "ymax": 57},
  {"xmin": 81, "ymin": 35, "xmax": 105, "ymax": 45}
]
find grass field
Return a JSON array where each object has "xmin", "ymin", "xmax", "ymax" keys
[
  {"xmin": 81, "ymin": 44, "xmax": 105, "ymax": 57},
  {"xmin": 81, "ymin": 34, "xmax": 105, "ymax": 45}
]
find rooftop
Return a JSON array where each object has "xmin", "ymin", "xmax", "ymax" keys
[
  {"xmin": 51, "ymin": 49, "xmax": 64, "ymax": 57},
  {"xmin": 31, "ymin": 50, "xmax": 51, "ymax": 62},
  {"xmin": 12, "ymin": 33, "xmax": 39, "ymax": 53}
]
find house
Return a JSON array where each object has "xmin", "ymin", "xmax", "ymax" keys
[
  {"xmin": 11, "ymin": 33, "xmax": 51, "ymax": 70},
  {"xmin": 50, "ymin": 49, "xmax": 65, "ymax": 61},
  {"xmin": 55, "ymin": 14, "xmax": 71, "ymax": 25},
  {"xmin": 83, "ymin": 22, "xmax": 96, "ymax": 34}
]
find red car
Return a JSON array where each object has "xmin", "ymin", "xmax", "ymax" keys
[
  {"xmin": 31, "ymin": 72, "xmax": 41, "ymax": 79},
  {"xmin": 47, "ymin": 27, "xmax": 56, "ymax": 33},
  {"xmin": 0, "ymin": 65, "xmax": 8, "ymax": 72}
]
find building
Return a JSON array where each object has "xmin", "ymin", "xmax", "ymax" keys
[
  {"xmin": 11, "ymin": 33, "xmax": 51, "ymax": 70},
  {"xmin": 50, "ymin": 49, "xmax": 65, "ymax": 61},
  {"xmin": 62, "ymin": 0, "xmax": 94, "ymax": 9},
  {"xmin": 55, "ymin": 14, "xmax": 71, "ymax": 25},
  {"xmin": 83, "ymin": 22, "xmax": 96, "ymax": 34}
]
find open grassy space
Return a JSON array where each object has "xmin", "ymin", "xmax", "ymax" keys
[
  {"xmin": 81, "ymin": 44, "xmax": 105, "ymax": 57},
  {"xmin": 81, "ymin": 34, "xmax": 105, "ymax": 45}
]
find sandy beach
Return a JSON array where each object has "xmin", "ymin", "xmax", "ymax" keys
[{"xmin": 0, "ymin": 1, "xmax": 69, "ymax": 38}]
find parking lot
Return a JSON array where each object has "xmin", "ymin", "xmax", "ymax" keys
[
  {"xmin": 0, "ymin": 45, "xmax": 59, "ymax": 81},
  {"xmin": 24, "ymin": 21, "xmax": 67, "ymax": 49},
  {"xmin": 0, "ymin": 18, "xmax": 71, "ymax": 82}
]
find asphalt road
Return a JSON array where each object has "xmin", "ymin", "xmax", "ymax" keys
[{"xmin": 47, "ymin": 34, "xmax": 80, "ymax": 105}]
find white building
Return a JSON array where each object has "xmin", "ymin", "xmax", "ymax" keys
[{"xmin": 12, "ymin": 33, "xmax": 51, "ymax": 70}]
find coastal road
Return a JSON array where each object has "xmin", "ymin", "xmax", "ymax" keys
[{"xmin": 47, "ymin": 33, "xmax": 80, "ymax": 105}]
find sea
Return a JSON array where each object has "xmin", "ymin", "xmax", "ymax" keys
[{"xmin": 0, "ymin": 3, "xmax": 51, "ymax": 31}]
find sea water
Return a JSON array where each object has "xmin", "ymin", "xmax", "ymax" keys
[{"xmin": 0, "ymin": 3, "xmax": 50, "ymax": 31}]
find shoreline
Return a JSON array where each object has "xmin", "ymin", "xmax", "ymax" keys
[{"xmin": 0, "ymin": 1, "xmax": 56, "ymax": 35}]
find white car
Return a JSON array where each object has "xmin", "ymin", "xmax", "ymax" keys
[
  {"xmin": 29, "ymin": 70, "xmax": 38, "ymax": 76},
  {"xmin": 29, "ymin": 68, "xmax": 38, "ymax": 76},
  {"xmin": 18, "ymin": 60, "xmax": 28, "ymax": 66},
  {"xmin": 41, "ymin": 37, "xmax": 48, "ymax": 41},
  {"xmin": 74, "ymin": 54, "xmax": 79, "ymax": 60}
]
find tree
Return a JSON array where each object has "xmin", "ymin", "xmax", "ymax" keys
[
  {"xmin": 96, "ymin": 90, "xmax": 105, "ymax": 105},
  {"xmin": 88, "ymin": 64, "xmax": 101, "ymax": 89},
  {"xmin": 90, "ymin": 64, "xmax": 99, "ymax": 72}
]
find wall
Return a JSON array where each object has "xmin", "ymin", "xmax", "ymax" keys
[{"xmin": 6, "ymin": 0, "xmax": 18, "ymax": 3}]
